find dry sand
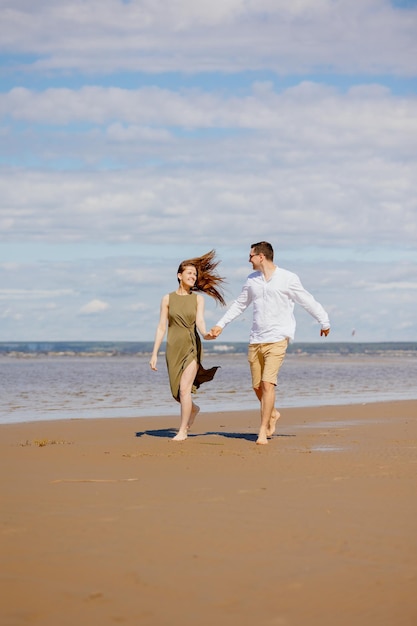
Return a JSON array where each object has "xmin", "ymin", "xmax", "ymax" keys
[{"xmin": 1, "ymin": 400, "xmax": 416, "ymax": 626}]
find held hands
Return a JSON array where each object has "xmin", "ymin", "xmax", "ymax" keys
[
  {"xmin": 320, "ymin": 328, "xmax": 330, "ymax": 337},
  {"xmin": 204, "ymin": 326, "xmax": 223, "ymax": 340}
]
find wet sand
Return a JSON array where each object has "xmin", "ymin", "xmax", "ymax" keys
[{"xmin": 1, "ymin": 400, "xmax": 416, "ymax": 626}]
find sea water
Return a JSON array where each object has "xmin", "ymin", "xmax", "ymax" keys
[{"xmin": 1, "ymin": 351, "xmax": 417, "ymax": 425}]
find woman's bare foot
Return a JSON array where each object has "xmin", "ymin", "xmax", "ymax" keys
[
  {"xmin": 172, "ymin": 430, "xmax": 187, "ymax": 441},
  {"xmin": 187, "ymin": 404, "xmax": 200, "ymax": 430},
  {"xmin": 267, "ymin": 409, "xmax": 281, "ymax": 438}
]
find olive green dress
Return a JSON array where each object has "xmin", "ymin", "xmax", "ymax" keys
[{"xmin": 166, "ymin": 292, "xmax": 219, "ymax": 401}]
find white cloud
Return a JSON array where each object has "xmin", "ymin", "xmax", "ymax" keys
[
  {"xmin": 0, "ymin": 81, "xmax": 416, "ymax": 251},
  {"xmin": 127, "ymin": 302, "xmax": 150, "ymax": 312},
  {"xmin": 2, "ymin": 83, "xmax": 417, "ymax": 139},
  {"xmin": 371, "ymin": 281, "xmax": 417, "ymax": 291},
  {"xmin": 1, "ymin": 0, "xmax": 416, "ymax": 74},
  {"xmin": 1, "ymin": 308, "xmax": 23, "ymax": 321},
  {"xmin": 0, "ymin": 288, "xmax": 74, "ymax": 299},
  {"xmin": 115, "ymin": 268, "xmax": 162, "ymax": 284},
  {"xmin": 0, "ymin": 262, "xmax": 20, "ymax": 271},
  {"xmin": 79, "ymin": 299, "xmax": 110, "ymax": 315},
  {"xmin": 106, "ymin": 123, "xmax": 173, "ymax": 143},
  {"xmin": 0, "ymin": 155, "xmax": 416, "ymax": 249}
]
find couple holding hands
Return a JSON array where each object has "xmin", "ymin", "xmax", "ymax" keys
[{"xmin": 150, "ymin": 242, "xmax": 330, "ymax": 444}]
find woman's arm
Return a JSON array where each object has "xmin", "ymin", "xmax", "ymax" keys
[
  {"xmin": 149, "ymin": 294, "xmax": 169, "ymax": 370},
  {"xmin": 195, "ymin": 294, "xmax": 207, "ymax": 337}
]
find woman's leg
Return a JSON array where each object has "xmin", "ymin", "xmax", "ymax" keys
[{"xmin": 173, "ymin": 360, "xmax": 199, "ymax": 441}]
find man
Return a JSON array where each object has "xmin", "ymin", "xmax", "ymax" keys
[{"xmin": 208, "ymin": 241, "xmax": 330, "ymax": 445}]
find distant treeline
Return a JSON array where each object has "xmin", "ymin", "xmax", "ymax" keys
[{"xmin": 1, "ymin": 341, "xmax": 417, "ymax": 356}]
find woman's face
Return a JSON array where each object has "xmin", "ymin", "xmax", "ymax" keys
[{"xmin": 178, "ymin": 265, "xmax": 197, "ymax": 288}]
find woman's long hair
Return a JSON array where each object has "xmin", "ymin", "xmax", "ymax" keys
[{"xmin": 177, "ymin": 249, "xmax": 226, "ymax": 305}]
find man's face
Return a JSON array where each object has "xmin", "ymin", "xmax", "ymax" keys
[{"xmin": 248, "ymin": 249, "xmax": 262, "ymax": 270}]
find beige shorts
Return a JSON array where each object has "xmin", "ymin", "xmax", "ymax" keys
[{"xmin": 248, "ymin": 339, "xmax": 289, "ymax": 389}]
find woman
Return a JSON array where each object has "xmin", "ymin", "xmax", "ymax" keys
[{"xmin": 150, "ymin": 250, "xmax": 226, "ymax": 441}]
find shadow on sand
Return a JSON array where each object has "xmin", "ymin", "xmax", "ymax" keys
[{"xmin": 135, "ymin": 428, "xmax": 295, "ymax": 442}]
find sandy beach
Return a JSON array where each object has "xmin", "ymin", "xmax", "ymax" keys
[{"xmin": 1, "ymin": 400, "xmax": 416, "ymax": 626}]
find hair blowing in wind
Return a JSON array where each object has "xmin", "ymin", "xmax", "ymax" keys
[{"xmin": 179, "ymin": 249, "xmax": 226, "ymax": 306}]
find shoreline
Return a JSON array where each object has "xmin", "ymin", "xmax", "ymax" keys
[
  {"xmin": 2, "ymin": 396, "xmax": 417, "ymax": 428},
  {"xmin": 1, "ymin": 400, "xmax": 416, "ymax": 625}
]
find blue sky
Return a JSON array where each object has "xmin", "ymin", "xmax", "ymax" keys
[{"xmin": 1, "ymin": 0, "xmax": 417, "ymax": 342}]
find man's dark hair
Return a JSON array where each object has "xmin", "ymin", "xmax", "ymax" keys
[{"xmin": 251, "ymin": 241, "xmax": 274, "ymax": 261}]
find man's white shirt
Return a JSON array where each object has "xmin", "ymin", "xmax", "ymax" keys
[{"xmin": 216, "ymin": 267, "xmax": 330, "ymax": 344}]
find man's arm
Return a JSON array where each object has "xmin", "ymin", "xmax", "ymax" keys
[
  {"xmin": 288, "ymin": 274, "xmax": 330, "ymax": 331},
  {"xmin": 207, "ymin": 282, "xmax": 251, "ymax": 338}
]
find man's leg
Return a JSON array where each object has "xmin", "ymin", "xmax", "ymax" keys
[
  {"xmin": 254, "ymin": 340, "xmax": 288, "ymax": 444},
  {"xmin": 267, "ymin": 407, "xmax": 281, "ymax": 438},
  {"xmin": 256, "ymin": 381, "xmax": 276, "ymax": 445},
  {"xmin": 249, "ymin": 345, "xmax": 263, "ymax": 431},
  {"xmin": 254, "ymin": 386, "xmax": 280, "ymax": 439}
]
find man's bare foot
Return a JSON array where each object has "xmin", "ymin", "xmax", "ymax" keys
[
  {"xmin": 172, "ymin": 431, "xmax": 187, "ymax": 441},
  {"xmin": 267, "ymin": 409, "xmax": 281, "ymax": 438},
  {"xmin": 187, "ymin": 404, "xmax": 200, "ymax": 430},
  {"xmin": 256, "ymin": 428, "xmax": 269, "ymax": 445}
]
